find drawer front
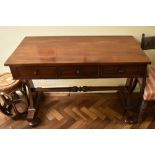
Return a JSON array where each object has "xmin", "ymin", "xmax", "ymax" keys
[
  {"xmin": 58, "ymin": 66, "xmax": 99, "ymax": 78},
  {"xmin": 101, "ymin": 65, "xmax": 146, "ymax": 77},
  {"xmin": 11, "ymin": 66, "xmax": 58, "ymax": 79},
  {"xmin": 10, "ymin": 64, "xmax": 146, "ymax": 79}
]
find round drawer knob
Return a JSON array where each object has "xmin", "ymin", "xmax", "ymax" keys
[
  {"xmin": 33, "ymin": 69, "xmax": 39, "ymax": 75},
  {"xmin": 118, "ymin": 69, "xmax": 124, "ymax": 74},
  {"xmin": 76, "ymin": 69, "xmax": 80, "ymax": 75}
]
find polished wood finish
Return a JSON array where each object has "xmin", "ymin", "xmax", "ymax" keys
[
  {"xmin": 11, "ymin": 66, "xmax": 58, "ymax": 79},
  {"xmin": 31, "ymin": 86, "xmax": 128, "ymax": 92},
  {"xmin": 10, "ymin": 64, "xmax": 146, "ymax": 80},
  {"xmin": 5, "ymin": 36, "xmax": 150, "ymax": 66},
  {"xmin": 4, "ymin": 36, "xmax": 151, "ymax": 127},
  {"xmin": 58, "ymin": 65, "xmax": 99, "ymax": 78},
  {"xmin": 1, "ymin": 93, "xmax": 155, "ymax": 129},
  {"xmin": 100, "ymin": 64, "xmax": 146, "ymax": 78}
]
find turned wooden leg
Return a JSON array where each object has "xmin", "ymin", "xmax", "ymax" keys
[
  {"xmin": 21, "ymin": 82, "xmax": 29, "ymax": 106},
  {"xmin": 138, "ymin": 100, "xmax": 147, "ymax": 123},
  {"xmin": 0, "ymin": 94, "xmax": 12, "ymax": 116},
  {"xmin": 26, "ymin": 80, "xmax": 41, "ymax": 127}
]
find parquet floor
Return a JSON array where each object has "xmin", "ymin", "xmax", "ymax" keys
[{"xmin": 0, "ymin": 93, "xmax": 155, "ymax": 129}]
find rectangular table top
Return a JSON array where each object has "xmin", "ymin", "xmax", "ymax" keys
[{"xmin": 5, "ymin": 36, "xmax": 151, "ymax": 66}]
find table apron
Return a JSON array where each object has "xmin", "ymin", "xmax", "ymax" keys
[{"xmin": 10, "ymin": 65, "xmax": 147, "ymax": 80}]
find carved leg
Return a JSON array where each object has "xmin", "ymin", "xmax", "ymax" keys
[
  {"xmin": 21, "ymin": 82, "xmax": 29, "ymax": 106},
  {"xmin": 0, "ymin": 94, "xmax": 12, "ymax": 116},
  {"xmin": 26, "ymin": 80, "xmax": 41, "ymax": 127},
  {"xmin": 138, "ymin": 100, "xmax": 147, "ymax": 123},
  {"xmin": 11, "ymin": 100, "xmax": 28, "ymax": 120}
]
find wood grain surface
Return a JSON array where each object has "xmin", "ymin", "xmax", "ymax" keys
[{"xmin": 5, "ymin": 36, "xmax": 150, "ymax": 66}]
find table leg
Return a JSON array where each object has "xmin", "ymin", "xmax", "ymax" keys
[
  {"xmin": 124, "ymin": 76, "xmax": 146, "ymax": 124},
  {"xmin": 26, "ymin": 80, "xmax": 41, "ymax": 127},
  {"xmin": 125, "ymin": 78, "xmax": 134, "ymax": 109},
  {"xmin": 124, "ymin": 77, "xmax": 138, "ymax": 123},
  {"xmin": 138, "ymin": 76, "xmax": 146, "ymax": 122}
]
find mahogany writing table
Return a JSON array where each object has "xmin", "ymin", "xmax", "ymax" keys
[{"xmin": 5, "ymin": 36, "xmax": 151, "ymax": 127}]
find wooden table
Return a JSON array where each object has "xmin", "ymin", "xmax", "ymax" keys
[{"xmin": 5, "ymin": 36, "xmax": 151, "ymax": 127}]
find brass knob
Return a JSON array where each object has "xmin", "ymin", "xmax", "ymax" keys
[
  {"xmin": 118, "ymin": 69, "xmax": 124, "ymax": 74},
  {"xmin": 76, "ymin": 69, "xmax": 80, "ymax": 75},
  {"xmin": 33, "ymin": 69, "xmax": 39, "ymax": 75}
]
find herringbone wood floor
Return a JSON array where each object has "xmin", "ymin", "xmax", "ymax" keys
[{"xmin": 0, "ymin": 93, "xmax": 155, "ymax": 129}]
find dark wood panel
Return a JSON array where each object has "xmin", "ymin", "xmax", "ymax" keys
[
  {"xmin": 11, "ymin": 65, "xmax": 99, "ymax": 79},
  {"xmin": 58, "ymin": 65, "xmax": 99, "ymax": 78},
  {"xmin": 10, "ymin": 64, "xmax": 146, "ymax": 79},
  {"xmin": 10, "ymin": 66, "xmax": 58, "ymax": 79},
  {"xmin": 141, "ymin": 33, "xmax": 155, "ymax": 50},
  {"xmin": 101, "ymin": 65, "xmax": 146, "ymax": 77}
]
